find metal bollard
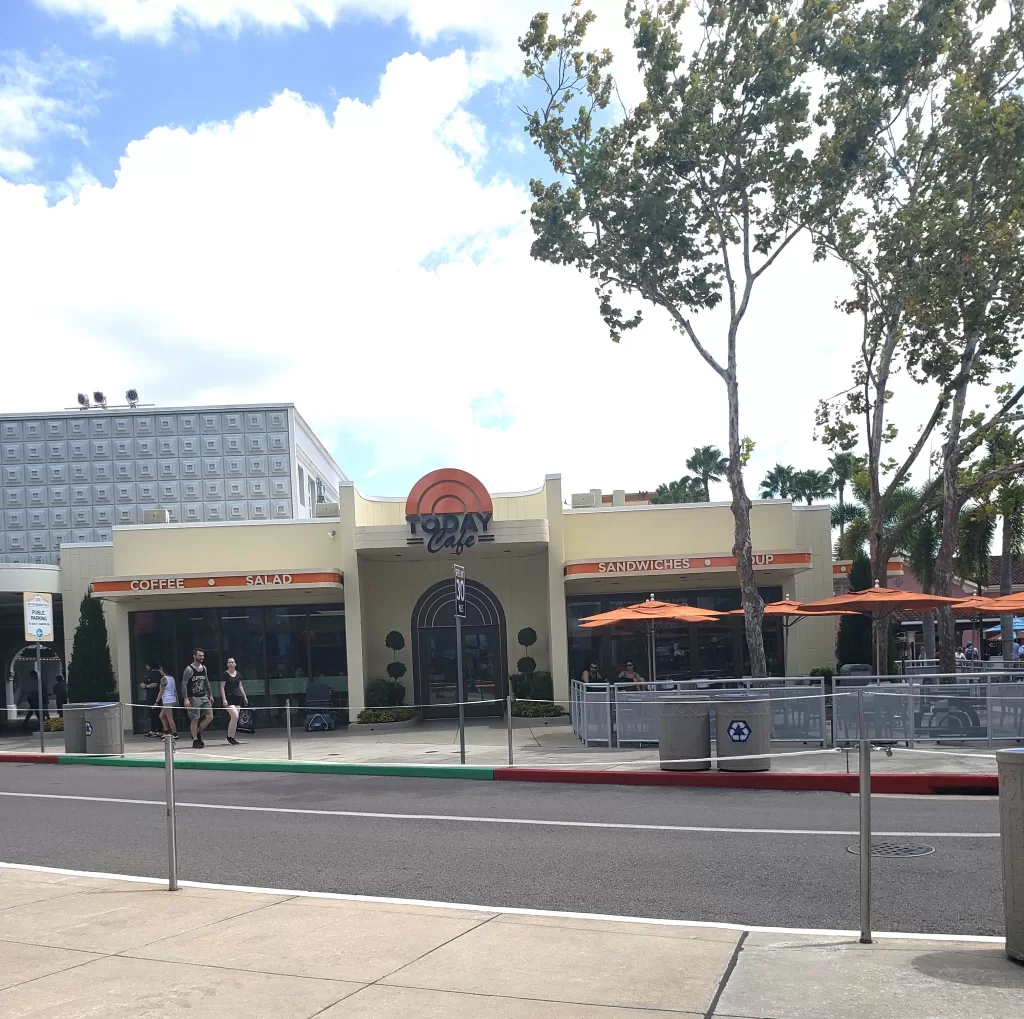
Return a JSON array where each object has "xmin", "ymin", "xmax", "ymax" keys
[
  {"xmin": 285, "ymin": 698, "xmax": 293, "ymax": 761},
  {"xmin": 119, "ymin": 700, "xmax": 125, "ymax": 757},
  {"xmin": 165, "ymin": 733, "xmax": 179, "ymax": 891},
  {"xmin": 859, "ymin": 738, "xmax": 872, "ymax": 944},
  {"xmin": 507, "ymin": 692, "xmax": 514, "ymax": 767}
]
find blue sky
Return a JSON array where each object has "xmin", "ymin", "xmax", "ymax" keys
[{"xmin": 0, "ymin": 1, "xmax": 880, "ymax": 500}]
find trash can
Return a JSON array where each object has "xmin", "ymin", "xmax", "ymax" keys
[
  {"xmin": 715, "ymin": 695, "xmax": 771, "ymax": 771},
  {"xmin": 63, "ymin": 703, "xmax": 88, "ymax": 754},
  {"xmin": 84, "ymin": 702, "xmax": 122, "ymax": 756},
  {"xmin": 658, "ymin": 700, "xmax": 711, "ymax": 771},
  {"xmin": 997, "ymin": 748, "xmax": 1024, "ymax": 962}
]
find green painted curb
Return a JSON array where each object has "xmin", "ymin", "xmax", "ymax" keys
[{"xmin": 56, "ymin": 755, "xmax": 494, "ymax": 781}]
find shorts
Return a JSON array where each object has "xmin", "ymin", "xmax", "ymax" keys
[
  {"xmin": 187, "ymin": 696, "xmax": 213, "ymax": 721},
  {"xmin": 226, "ymin": 694, "xmax": 245, "ymax": 708}
]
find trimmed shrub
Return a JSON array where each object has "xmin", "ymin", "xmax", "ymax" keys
[
  {"xmin": 511, "ymin": 701, "xmax": 567, "ymax": 718},
  {"xmin": 356, "ymin": 707, "xmax": 417, "ymax": 724},
  {"xmin": 365, "ymin": 677, "xmax": 406, "ymax": 708},
  {"xmin": 509, "ymin": 670, "xmax": 554, "ymax": 701},
  {"xmin": 68, "ymin": 594, "xmax": 117, "ymax": 702}
]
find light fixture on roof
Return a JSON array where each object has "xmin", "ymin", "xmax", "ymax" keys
[
  {"xmin": 92, "ymin": 391, "xmax": 107, "ymax": 408},
  {"xmin": 76, "ymin": 393, "xmax": 91, "ymax": 409},
  {"xmin": 125, "ymin": 388, "xmax": 139, "ymax": 408}
]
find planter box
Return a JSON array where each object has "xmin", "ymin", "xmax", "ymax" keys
[
  {"xmin": 512, "ymin": 714, "xmax": 570, "ymax": 728},
  {"xmin": 349, "ymin": 712, "xmax": 421, "ymax": 733}
]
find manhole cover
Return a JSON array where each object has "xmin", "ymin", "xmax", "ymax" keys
[{"xmin": 846, "ymin": 842, "xmax": 935, "ymax": 858}]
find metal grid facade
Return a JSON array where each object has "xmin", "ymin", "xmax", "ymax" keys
[{"xmin": 1, "ymin": 406, "xmax": 295, "ymax": 564}]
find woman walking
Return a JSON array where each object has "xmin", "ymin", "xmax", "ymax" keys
[
  {"xmin": 220, "ymin": 657, "xmax": 249, "ymax": 746},
  {"xmin": 157, "ymin": 665, "xmax": 179, "ymax": 739}
]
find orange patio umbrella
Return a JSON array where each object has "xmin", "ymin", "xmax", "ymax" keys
[
  {"xmin": 580, "ymin": 596, "xmax": 722, "ymax": 683},
  {"xmin": 726, "ymin": 598, "xmax": 857, "ymax": 675},
  {"xmin": 985, "ymin": 592, "xmax": 1024, "ymax": 613},
  {"xmin": 799, "ymin": 582, "xmax": 962, "ymax": 674}
]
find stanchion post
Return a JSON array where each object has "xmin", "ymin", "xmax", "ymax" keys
[
  {"xmin": 507, "ymin": 691, "xmax": 514, "ymax": 766},
  {"xmin": 286, "ymin": 698, "xmax": 293, "ymax": 761},
  {"xmin": 165, "ymin": 732, "xmax": 179, "ymax": 891},
  {"xmin": 859, "ymin": 737, "xmax": 872, "ymax": 944}
]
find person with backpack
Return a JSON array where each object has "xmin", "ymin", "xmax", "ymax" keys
[{"xmin": 181, "ymin": 648, "xmax": 214, "ymax": 749}]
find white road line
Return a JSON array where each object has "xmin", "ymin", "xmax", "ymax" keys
[
  {"xmin": 0, "ymin": 861, "xmax": 1005, "ymax": 945},
  {"xmin": 0, "ymin": 790, "xmax": 1000, "ymax": 838}
]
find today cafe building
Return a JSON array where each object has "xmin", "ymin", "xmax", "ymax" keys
[{"xmin": 65, "ymin": 469, "xmax": 836, "ymax": 728}]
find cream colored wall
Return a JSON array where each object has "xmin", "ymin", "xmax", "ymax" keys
[
  {"xmin": 543, "ymin": 476, "xmax": 569, "ymax": 703},
  {"xmin": 358, "ymin": 552, "xmax": 552, "ymax": 703},
  {"xmin": 492, "ymin": 489, "xmax": 547, "ymax": 521},
  {"xmin": 353, "ymin": 486, "xmax": 548, "ymax": 527},
  {"xmin": 112, "ymin": 520, "xmax": 344, "ymax": 576},
  {"xmin": 58, "ymin": 544, "xmax": 130, "ymax": 709},
  {"xmin": 790, "ymin": 506, "xmax": 836, "ymax": 675},
  {"xmin": 563, "ymin": 500, "xmax": 795, "ymax": 561}
]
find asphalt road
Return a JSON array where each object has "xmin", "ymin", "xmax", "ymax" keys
[{"xmin": 0, "ymin": 764, "xmax": 1003, "ymax": 936}]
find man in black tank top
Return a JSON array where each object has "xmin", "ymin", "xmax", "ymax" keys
[{"xmin": 181, "ymin": 648, "xmax": 214, "ymax": 748}]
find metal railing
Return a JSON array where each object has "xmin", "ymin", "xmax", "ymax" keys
[
  {"xmin": 901, "ymin": 658, "xmax": 1024, "ymax": 676},
  {"xmin": 570, "ymin": 678, "xmax": 828, "ymax": 748}
]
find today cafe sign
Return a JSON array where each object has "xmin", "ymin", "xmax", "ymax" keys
[{"xmin": 406, "ymin": 469, "xmax": 494, "ymax": 555}]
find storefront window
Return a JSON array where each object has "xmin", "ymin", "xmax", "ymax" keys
[
  {"xmin": 128, "ymin": 602, "xmax": 345, "ymax": 732},
  {"xmin": 566, "ymin": 587, "xmax": 783, "ymax": 682},
  {"xmin": 308, "ymin": 608, "xmax": 347, "ymax": 707}
]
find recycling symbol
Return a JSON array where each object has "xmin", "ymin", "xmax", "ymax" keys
[
  {"xmin": 85, "ymin": 721, "xmax": 93, "ymax": 737},
  {"xmin": 727, "ymin": 720, "xmax": 751, "ymax": 743}
]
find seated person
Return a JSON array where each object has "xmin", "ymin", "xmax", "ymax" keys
[{"xmin": 616, "ymin": 661, "xmax": 646, "ymax": 690}]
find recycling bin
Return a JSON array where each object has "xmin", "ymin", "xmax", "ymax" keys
[
  {"xmin": 715, "ymin": 695, "xmax": 771, "ymax": 772},
  {"xmin": 84, "ymin": 702, "xmax": 123, "ymax": 756},
  {"xmin": 658, "ymin": 700, "xmax": 711, "ymax": 771},
  {"xmin": 63, "ymin": 703, "xmax": 88, "ymax": 754},
  {"xmin": 997, "ymin": 748, "xmax": 1024, "ymax": 961}
]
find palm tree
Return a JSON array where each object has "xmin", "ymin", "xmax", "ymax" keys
[
  {"xmin": 651, "ymin": 475, "xmax": 707, "ymax": 504},
  {"xmin": 829, "ymin": 453, "xmax": 862, "ymax": 541},
  {"xmin": 759, "ymin": 464, "xmax": 795, "ymax": 499},
  {"xmin": 685, "ymin": 446, "xmax": 728, "ymax": 501},
  {"xmin": 791, "ymin": 469, "xmax": 834, "ymax": 505},
  {"xmin": 957, "ymin": 504, "xmax": 997, "ymax": 593}
]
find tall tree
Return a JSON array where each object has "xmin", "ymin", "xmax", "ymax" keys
[
  {"xmin": 519, "ymin": 0, "xmax": 859, "ymax": 677},
  {"xmin": 686, "ymin": 445, "xmax": 728, "ymax": 501},
  {"xmin": 813, "ymin": 0, "xmax": 1024, "ymax": 671},
  {"xmin": 67, "ymin": 594, "xmax": 117, "ymax": 703},
  {"xmin": 829, "ymin": 452, "xmax": 861, "ymax": 541},
  {"xmin": 759, "ymin": 464, "xmax": 795, "ymax": 500},
  {"xmin": 957, "ymin": 504, "xmax": 997, "ymax": 594},
  {"xmin": 986, "ymin": 428, "xmax": 1024, "ymax": 660}
]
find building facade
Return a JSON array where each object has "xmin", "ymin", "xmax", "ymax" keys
[{"xmin": 3, "ymin": 404, "xmax": 837, "ymax": 728}]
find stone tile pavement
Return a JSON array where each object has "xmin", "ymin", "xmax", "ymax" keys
[
  {"xmin": 0, "ymin": 718, "xmax": 1007, "ymax": 774},
  {"xmin": 0, "ymin": 866, "xmax": 1020, "ymax": 1018}
]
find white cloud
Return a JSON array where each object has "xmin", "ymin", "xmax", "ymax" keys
[
  {"xmin": 0, "ymin": 44, "xmax": 989, "ymax": 504},
  {"xmin": 0, "ymin": 48, "xmax": 104, "ymax": 176}
]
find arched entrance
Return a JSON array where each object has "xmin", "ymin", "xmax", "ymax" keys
[{"xmin": 412, "ymin": 578, "xmax": 507, "ymax": 718}]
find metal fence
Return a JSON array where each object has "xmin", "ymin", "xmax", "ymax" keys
[
  {"xmin": 833, "ymin": 679, "xmax": 1024, "ymax": 745},
  {"xmin": 570, "ymin": 678, "xmax": 828, "ymax": 748},
  {"xmin": 901, "ymin": 658, "xmax": 1024, "ymax": 677}
]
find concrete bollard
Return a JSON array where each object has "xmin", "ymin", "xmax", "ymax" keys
[{"xmin": 997, "ymin": 749, "xmax": 1024, "ymax": 962}]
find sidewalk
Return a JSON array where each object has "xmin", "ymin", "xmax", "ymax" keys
[
  {"xmin": 0, "ymin": 865, "xmax": 1019, "ymax": 1018},
  {"xmin": 0, "ymin": 719, "xmax": 1005, "ymax": 775}
]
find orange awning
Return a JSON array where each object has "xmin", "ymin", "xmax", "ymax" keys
[
  {"xmin": 580, "ymin": 598, "xmax": 721, "ymax": 629},
  {"xmin": 799, "ymin": 583, "xmax": 960, "ymax": 617}
]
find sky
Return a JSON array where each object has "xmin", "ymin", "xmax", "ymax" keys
[{"xmin": 0, "ymin": 0, "xmax": 1001, "ymax": 503}]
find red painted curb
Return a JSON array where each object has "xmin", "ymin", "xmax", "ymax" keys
[
  {"xmin": 0, "ymin": 753, "xmax": 61, "ymax": 765},
  {"xmin": 492, "ymin": 768, "xmax": 998, "ymax": 795}
]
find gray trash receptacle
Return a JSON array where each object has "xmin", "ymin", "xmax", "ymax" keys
[
  {"xmin": 715, "ymin": 695, "xmax": 771, "ymax": 771},
  {"xmin": 84, "ymin": 702, "xmax": 122, "ymax": 756},
  {"xmin": 63, "ymin": 703, "xmax": 88, "ymax": 754},
  {"xmin": 658, "ymin": 700, "xmax": 711, "ymax": 771},
  {"xmin": 997, "ymin": 748, "xmax": 1024, "ymax": 961}
]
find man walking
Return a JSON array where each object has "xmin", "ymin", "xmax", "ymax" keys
[{"xmin": 181, "ymin": 649, "xmax": 214, "ymax": 749}]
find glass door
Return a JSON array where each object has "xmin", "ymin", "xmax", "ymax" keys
[{"xmin": 420, "ymin": 626, "xmax": 502, "ymax": 717}]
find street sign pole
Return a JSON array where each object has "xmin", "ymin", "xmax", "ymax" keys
[
  {"xmin": 454, "ymin": 564, "xmax": 467, "ymax": 766},
  {"xmin": 24, "ymin": 593, "xmax": 54, "ymax": 754},
  {"xmin": 36, "ymin": 644, "xmax": 44, "ymax": 754}
]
